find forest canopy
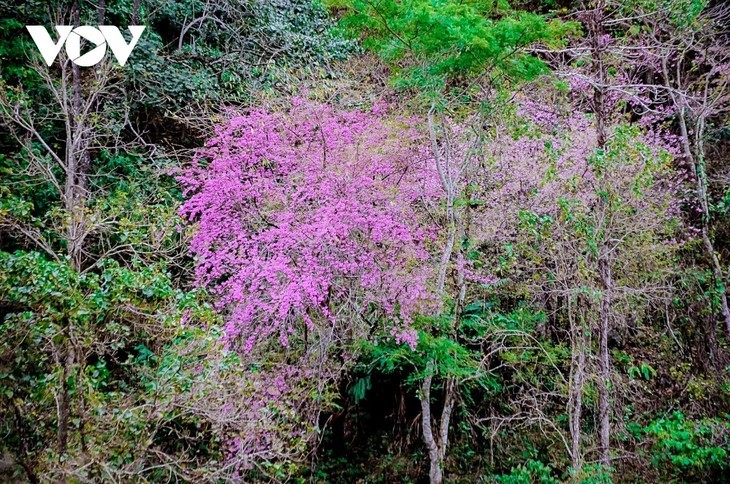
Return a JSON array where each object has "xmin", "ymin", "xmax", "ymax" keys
[{"xmin": 1, "ymin": 0, "xmax": 729, "ymax": 482}]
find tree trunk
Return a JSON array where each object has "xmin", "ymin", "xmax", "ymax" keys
[
  {"xmin": 420, "ymin": 363, "xmax": 443, "ymax": 484},
  {"xmin": 67, "ymin": 0, "xmax": 88, "ymax": 271},
  {"xmin": 56, "ymin": 345, "xmax": 74, "ymax": 458},
  {"xmin": 680, "ymin": 110, "xmax": 730, "ymax": 336},
  {"xmin": 420, "ymin": 364, "xmax": 457, "ymax": 484},
  {"xmin": 598, "ymin": 259, "xmax": 612, "ymax": 466},
  {"xmin": 666, "ymin": 57, "xmax": 730, "ymax": 338},
  {"xmin": 568, "ymin": 297, "xmax": 586, "ymax": 472},
  {"xmin": 420, "ymin": 110, "xmax": 467, "ymax": 484},
  {"xmin": 56, "ymin": 4, "xmax": 87, "ymax": 480},
  {"xmin": 133, "ymin": 0, "xmax": 141, "ymax": 24},
  {"xmin": 590, "ymin": 1, "xmax": 612, "ymax": 466},
  {"xmin": 590, "ymin": 0, "xmax": 607, "ymax": 149}
]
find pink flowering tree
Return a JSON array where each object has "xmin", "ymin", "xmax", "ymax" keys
[
  {"xmin": 179, "ymin": 98, "xmax": 440, "ymax": 352},
  {"xmin": 177, "ymin": 98, "xmax": 446, "ymax": 474}
]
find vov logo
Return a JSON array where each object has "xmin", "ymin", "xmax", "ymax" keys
[{"xmin": 26, "ymin": 25, "xmax": 145, "ymax": 67}]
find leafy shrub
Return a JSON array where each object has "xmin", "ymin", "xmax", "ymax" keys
[
  {"xmin": 487, "ymin": 459, "xmax": 559, "ymax": 484},
  {"xmin": 645, "ymin": 412, "xmax": 730, "ymax": 477}
]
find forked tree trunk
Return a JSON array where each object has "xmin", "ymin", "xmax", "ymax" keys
[
  {"xmin": 421, "ymin": 109, "xmax": 467, "ymax": 484},
  {"xmin": 421, "ymin": 366, "xmax": 457, "ymax": 484}
]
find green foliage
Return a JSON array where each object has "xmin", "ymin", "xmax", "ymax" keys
[
  {"xmin": 484, "ymin": 454, "xmax": 613, "ymax": 484},
  {"xmin": 334, "ymin": 0, "xmax": 577, "ymax": 95},
  {"xmin": 565, "ymin": 464, "xmax": 614, "ymax": 484},
  {"xmin": 645, "ymin": 412, "xmax": 730, "ymax": 475},
  {"xmin": 0, "ymin": 5, "xmax": 44, "ymax": 88},
  {"xmin": 129, "ymin": 0, "xmax": 353, "ymax": 111},
  {"xmin": 0, "ymin": 251, "xmax": 175, "ymax": 323},
  {"xmin": 1, "ymin": 0, "xmax": 729, "ymax": 481},
  {"xmin": 0, "ymin": 247, "xmax": 228, "ymax": 479},
  {"xmin": 488, "ymin": 458, "xmax": 559, "ymax": 483},
  {"xmin": 628, "ymin": 362, "xmax": 657, "ymax": 381},
  {"xmin": 357, "ymin": 311, "xmax": 497, "ymax": 391},
  {"xmin": 621, "ymin": 0, "xmax": 707, "ymax": 28}
]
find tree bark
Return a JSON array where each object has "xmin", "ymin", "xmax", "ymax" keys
[
  {"xmin": 420, "ymin": 110, "xmax": 469, "ymax": 484},
  {"xmin": 598, "ymin": 259, "xmax": 612, "ymax": 466},
  {"xmin": 420, "ymin": 362, "xmax": 443, "ymax": 484},
  {"xmin": 568, "ymin": 297, "xmax": 586, "ymax": 472},
  {"xmin": 590, "ymin": 0, "xmax": 612, "ymax": 466},
  {"xmin": 132, "ymin": 0, "xmax": 141, "ymax": 24},
  {"xmin": 56, "ymin": 4, "xmax": 87, "ymax": 480},
  {"xmin": 67, "ymin": 0, "xmax": 88, "ymax": 271},
  {"xmin": 676, "ymin": 107, "xmax": 730, "ymax": 338}
]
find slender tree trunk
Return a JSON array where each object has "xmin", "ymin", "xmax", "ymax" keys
[
  {"xmin": 421, "ymin": 362, "xmax": 443, "ymax": 484},
  {"xmin": 56, "ymin": 4, "xmax": 87, "ymax": 479},
  {"xmin": 132, "ymin": 0, "xmax": 141, "ymax": 24},
  {"xmin": 67, "ymin": 0, "xmax": 88, "ymax": 271},
  {"xmin": 56, "ymin": 4, "xmax": 81, "ymax": 475},
  {"xmin": 676, "ymin": 108, "xmax": 730, "ymax": 337},
  {"xmin": 568, "ymin": 297, "xmax": 586, "ymax": 472},
  {"xmin": 56, "ymin": 346, "xmax": 75, "ymax": 458},
  {"xmin": 420, "ymin": 111, "xmax": 468, "ymax": 484},
  {"xmin": 420, "ymin": 368, "xmax": 457, "ymax": 484},
  {"xmin": 588, "ymin": 0, "xmax": 607, "ymax": 148},
  {"xmin": 598, "ymin": 259, "xmax": 612, "ymax": 466},
  {"xmin": 590, "ymin": 0, "xmax": 612, "ymax": 466}
]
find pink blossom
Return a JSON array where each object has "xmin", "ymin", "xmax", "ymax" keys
[{"xmin": 179, "ymin": 99, "xmax": 441, "ymax": 351}]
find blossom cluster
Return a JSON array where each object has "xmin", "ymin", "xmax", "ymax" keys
[{"xmin": 179, "ymin": 99, "xmax": 439, "ymax": 351}]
